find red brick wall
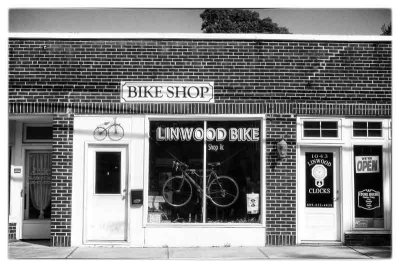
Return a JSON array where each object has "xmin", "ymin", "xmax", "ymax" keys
[
  {"xmin": 265, "ymin": 114, "xmax": 297, "ymax": 245},
  {"xmin": 9, "ymin": 39, "xmax": 391, "ymax": 104},
  {"xmin": 51, "ymin": 113, "xmax": 74, "ymax": 247}
]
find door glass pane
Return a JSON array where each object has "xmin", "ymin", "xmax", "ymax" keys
[
  {"xmin": 305, "ymin": 152, "xmax": 334, "ymax": 208},
  {"xmin": 206, "ymin": 120, "xmax": 261, "ymax": 223},
  {"xmin": 25, "ymin": 152, "xmax": 52, "ymax": 220},
  {"xmin": 95, "ymin": 152, "xmax": 121, "ymax": 194},
  {"xmin": 354, "ymin": 146, "xmax": 384, "ymax": 228}
]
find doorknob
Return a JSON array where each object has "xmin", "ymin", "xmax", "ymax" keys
[
  {"xmin": 122, "ymin": 189, "xmax": 127, "ymax": 200},
  {"xmin": 333, "ymin": 190, "xmax": 340, "ymax": 201}
]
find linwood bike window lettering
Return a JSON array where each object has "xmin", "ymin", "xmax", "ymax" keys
[
  {"xmin": 148, "ymin": 120, "xmax": 261, "ymax": 224},
  {"xmin": 305, "ymin": 153, "xmax": 334, "ymax": 208}
]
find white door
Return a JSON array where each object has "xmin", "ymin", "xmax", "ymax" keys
[
  {"xmin": 299, "ymin": 147, "xmax": 341, "ymax": 242},
  {"xmin": 85, "ymin": 145, "xmax": 128, "ymax": 243},
  {"xmin": 22, "ymin": 150, "xmax": 52, "ymax": 239}
]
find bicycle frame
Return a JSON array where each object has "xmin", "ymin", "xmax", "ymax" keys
[
  {"xmin": 180, "ymin": 168, "xmax": 219, "ymax": 201},
  {"xmin": 102, "ymin": 117, "xmax": 118, "ymax": 130}
]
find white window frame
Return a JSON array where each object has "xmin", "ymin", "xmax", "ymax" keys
[
  {"xmin": 299, "ymin": 118, "xmax": 342, "ymax": 141},
  {"xmin": 23, "ymin": 123, "xmax": 53, "ymax": 143},
  {"xmin": 143, "ymin": 114, "xmax": 266, "ymax": 227},
  {"xmin": 352, "ymin": 119, "xmax": 384, "ymax": 139}
]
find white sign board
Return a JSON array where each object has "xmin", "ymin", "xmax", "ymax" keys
[
  {"xmin": 355, "ymin": 156, "xmax": 380, "ymax": 173},
  {"xmin": 121, "ymin": 82, "xmax": 214, "ymax": 103},
  {"xmin": 246, "ymin": 193, "xmax": 259, "ymax": 214}
]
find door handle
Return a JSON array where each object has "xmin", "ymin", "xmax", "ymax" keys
[
  {"xmin": 333, "ymin": 190, "xmax": 339, "ymax": 201},
  {"xmin": 122, "ymin": 189, "xmax": 127, "ymax": 200}
]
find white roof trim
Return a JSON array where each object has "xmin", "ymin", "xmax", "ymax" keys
[{"xmin": 8, "ymin": 32, "xmax": 391, "ymax": 41}]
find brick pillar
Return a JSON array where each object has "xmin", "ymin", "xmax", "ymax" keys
[
  {"xmin": 265, "ymin": 114, "xmax": 297, "ymax": 245},
  {"xmin": 50, "ymin": 112, "xmax": 74, "ymax": 246}
]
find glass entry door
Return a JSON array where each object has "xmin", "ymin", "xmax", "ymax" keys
[
  {"xmin": 299, "ymin": 147, "xmax": 341, "ymax": 242},
  {"xmin": 22, "ymin": 150, "xmax": 52, "ymax": 239}
]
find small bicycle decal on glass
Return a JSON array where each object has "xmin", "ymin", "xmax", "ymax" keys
[{"xmin": 93, "ymin": 117, "xmax": 124, "ymax": 141}]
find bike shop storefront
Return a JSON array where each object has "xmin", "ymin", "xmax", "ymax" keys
[{"xmin": 71, "ymin": 115, "xmax": 266, "ymax": 247}]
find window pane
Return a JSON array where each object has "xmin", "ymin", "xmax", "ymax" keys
[
  {"xmin": 368, "ymin": 130, "xmax": 382, "ymax": 137},
  {"xmin": 354, "ymin": 146, "xmax": 384, "ymax": 228},
  {"xmin": 368, "ymin": 122, "xmax": 382, "ymax": 129},
  {"xmin": 304, "ymin": 121, "xmax": 320, "ymax": 129},
  {"xmin": 321, "ymin": 129, "xmax": 338, "ymax": 137},
  {"xmin": 353, "ymin": 122, "xmax": 367, "ymax": 129},
  {"xmin": 321, "ymin": 121, "xmax": 337, "ymax": 129},
  {"xmin": 95, "ymin": 152, "xmax": 121, "ymax": 194},
  {"xmin": 25, "ymin": 152, "xmax": 52, "ymax": 220},
  {"xmin": 353, "ymin": 129, "xmax": 367, "ymax": 137},
  {"xmin": 206, "ymin": 121, "xmax": 261, "ymax": 223},
  {"xmin": 26, "ymin": 126, "xmax": 53, "ymax": 140},
  {"xmin": 304, "ymin": 129, "xmax": 320, "ymax": 137},
  {"xmin": 148, "ymin": 121, "xmax": 203, "ymax": 223}
]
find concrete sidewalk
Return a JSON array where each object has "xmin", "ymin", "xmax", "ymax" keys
[{"xmin": 8, "ymin": 240, "xmax": 391, "ymax": 259}]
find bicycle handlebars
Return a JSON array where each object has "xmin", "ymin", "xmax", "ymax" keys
[
  {"xmin": 172, "ymin": 160, "xmax": 189, "ymax": 171},
  {"xmin": 172, "ymin": 160, "xmax": 221, "ymax": 171}
]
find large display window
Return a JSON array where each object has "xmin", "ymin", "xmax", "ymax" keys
[{"xmin": 148, "ymin": 119, "xmax": 261, "ymax": 224}]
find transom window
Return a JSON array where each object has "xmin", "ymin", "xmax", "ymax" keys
[
  {"xmin": 303, "ymin": 121, "xmax": 338, "ymax": 138},
  {"xmin": 23, "ymin": 124, "xmax": 53, "ymax": 142},
  {"xmin": 353, "ymin": 121, "xmax": 382, "ymax": 137}
]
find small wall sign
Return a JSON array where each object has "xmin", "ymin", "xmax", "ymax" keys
[
  {"xmin": 11, "ymin": 166, "xmax": 23, "ymax": 178},
  {"xmin": 121, "ymin": 82, "xmax": 214, "ymax": 103},
  {"xmin": 246, "ymin": 193, "xmax": 260, "ymax": 214}
]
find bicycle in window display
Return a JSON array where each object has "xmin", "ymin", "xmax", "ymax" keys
[{"xmin": 162, "ymin": 161, "xmax": 239, "ymax": 208}]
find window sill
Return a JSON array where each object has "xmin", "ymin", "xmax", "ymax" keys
[
  {"xmin": 346, "ymin": 230, "xmax": 391, "ymax": 234},
  {"xmin": 23, "ymin": 219, "xmax": 50, "ymax": 224},
  {"xmin": 145, "ymin": 223, "xmax": 265, "ymax": 228}
]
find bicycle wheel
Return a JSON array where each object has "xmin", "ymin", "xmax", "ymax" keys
[
  {"xmin": 208, "ymin": 176, "xmax": 239, "ymax": 208},
  {"xmin": 93, "ymin": 126, "xmax": 107, "ymax": 141},
  {"xmin": 108, "ymin": 124, "xmax": 124, "ymax": 141},
  {"xmin": 162, "ymin": 176, "xmax": 192, "ymax": 207}
]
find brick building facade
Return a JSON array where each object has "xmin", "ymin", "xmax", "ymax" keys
[{"xmin": 8, "ymin": 34, "xmax": 391, "ymax": 247}]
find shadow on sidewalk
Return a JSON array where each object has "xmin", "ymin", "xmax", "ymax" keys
[{"xmin": 11, "ymin": 239, "xmax": 51, "ymax": 247}]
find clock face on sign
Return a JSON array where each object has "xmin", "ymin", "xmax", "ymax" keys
[{"xmin": 312, "ymin": 164, "xmax": 327, "ymax": 180}]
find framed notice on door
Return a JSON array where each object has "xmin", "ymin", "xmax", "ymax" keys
[{"xmin": 305, "ymin": 152, "xmax": 334, "ymax": 208}]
